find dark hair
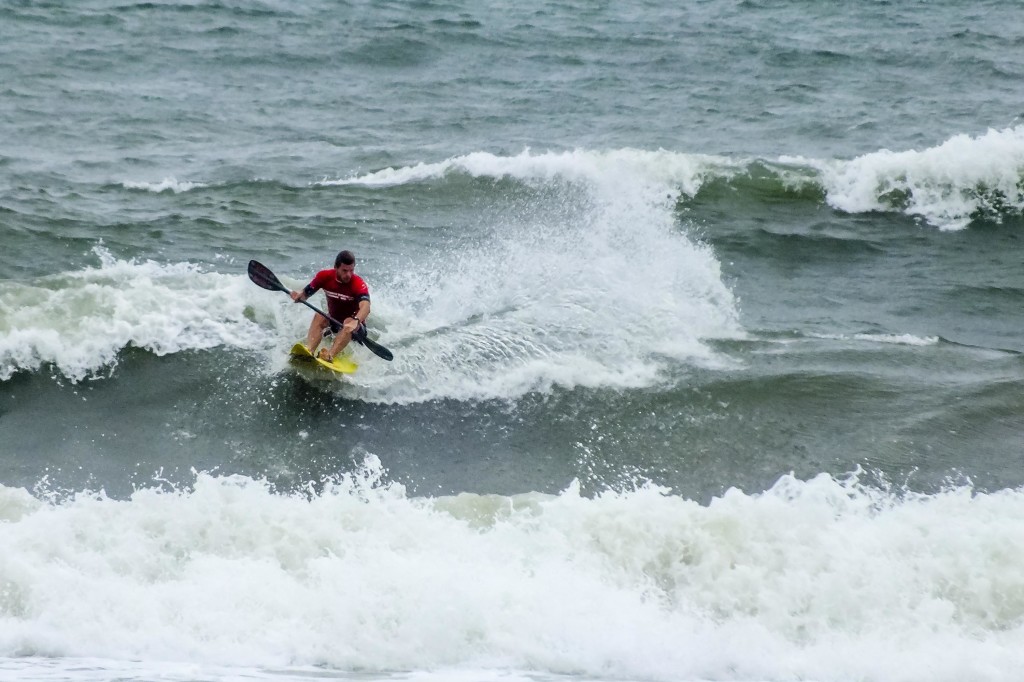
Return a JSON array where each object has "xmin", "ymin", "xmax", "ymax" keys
[{"xmin": 334, "ymin": 250, "xmax": 356, "ymax": 267}]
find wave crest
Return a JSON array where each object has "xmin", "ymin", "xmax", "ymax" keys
[{"xmin": 785, "ymin": 125, "xmax": 1024, "ymax": 230}]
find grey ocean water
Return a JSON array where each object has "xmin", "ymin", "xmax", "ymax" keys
[{"xmin": 2, "ymin": 2, "xmax": 1024, "ymax": 681}]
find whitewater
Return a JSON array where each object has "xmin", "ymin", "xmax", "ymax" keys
[
  {"xmin": 4, "ymin": 2, "xmax": 1024, "ymax": 679},
  {"xmin": 1, "ymin": 463, "xmax": 1023, "ymax": 682},
  {"xmin": 9, "ymin": 127, "xmax": 1022, "ymax": 390}
]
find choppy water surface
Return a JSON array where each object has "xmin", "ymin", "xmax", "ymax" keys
[{"xmin": 2, "ymin": 1, "xmax": 1024, "ymax": 681}]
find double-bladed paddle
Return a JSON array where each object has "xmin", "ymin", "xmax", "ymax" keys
[{"xmin": 247, "ymin": 259, "xmax": 394, "ymax": 362}]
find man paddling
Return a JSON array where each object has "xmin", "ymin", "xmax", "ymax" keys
[{"xmin": 290, "ymin": 250, "xmax": 371, "ymax": 362}]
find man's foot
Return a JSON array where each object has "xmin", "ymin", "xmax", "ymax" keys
[{"xmin": 318, "ymin": 349, "xmax": 333, "ymax": 362}]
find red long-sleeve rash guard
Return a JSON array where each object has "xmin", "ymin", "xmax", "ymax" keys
[{"xmin": 304, "ymin": 269, "xmax": 370, "ymax": 321}]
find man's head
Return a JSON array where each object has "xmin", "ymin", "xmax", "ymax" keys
[{"xmin": 334, "ymin": 250, "xmax": 356, "ymax": 283}]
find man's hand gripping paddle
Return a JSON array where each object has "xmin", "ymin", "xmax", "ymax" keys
[{"xmin": 247, "ymin": 260, "xmax": 394, "ymax": 362}]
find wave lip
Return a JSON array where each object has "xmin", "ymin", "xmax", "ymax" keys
[
  {"xmin": 810, "ymin": 332, "xmax": 941, "ymax": 347},
  {"xmin": 322, "ymin": 147, "xmax": 748, "ymax": 196},
  {"xmin": 784, "ymin": 125, "xmax": 1024, "ymax": 230},
  {"xmin": 329, "ymin": 132, "xmax": 1024, "ymax": 233},
  {"xmin": 122, "ymin": 177, "xmax": 206, "ymax": 193}
]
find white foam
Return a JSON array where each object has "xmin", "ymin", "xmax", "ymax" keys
[
  {"xmin": 784, "ymin": 126, "xmax": 1024, "ymax": 230},
  {"xmin": 8, "ymin": 150, "xmax": 746, "ymax": 401},
  {"xmin": 812, "ymin": 332, "xmax": 940, "ymax": 347},
  {"xmin": 0, "ymin": 247, "xmax": 277, "ymax": 382},
  {"xmin": 1, "ymin": 466, "xmax": 1023, "ymax": 681},
  {"xmin": 122, "ymin": 177, "xmax": 206, "ymax": 193},
  {"xmin": 0, "ymin": 658, "xmax": 563, "ymax": 682},
  {"xmin": 322, "ymin": 148, "xmax": 744, "ymax": 198},
  {"xmin": 325, "ymin": 149, "xmax": 746, "ymax": 402}
]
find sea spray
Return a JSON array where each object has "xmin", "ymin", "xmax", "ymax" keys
[{"xmin": 324, "ymin": 149, "xmax": 745, "ymax": 402}]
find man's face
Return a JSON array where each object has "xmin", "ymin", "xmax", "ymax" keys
[{"xmin": 335, "ymin": 263, "xmax": 354, "ymax": 284}]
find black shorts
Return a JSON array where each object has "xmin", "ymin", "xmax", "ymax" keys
[{"xmin": 325, "ymin": 318, "xmax": 366, "ymax": 339}]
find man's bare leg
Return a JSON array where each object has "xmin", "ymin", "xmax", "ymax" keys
[
  {"xmin": 305, "ymin": 314, "xmax": 329, "ymax": 354},
  {"xmin": 319, "ymin": 319, "xmax": 361, "ymax": 361}
]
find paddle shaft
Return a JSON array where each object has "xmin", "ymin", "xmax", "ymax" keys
[
  {"xmin": 253, "ymin": 267, "xmax": 350, "ymax": 328},
  {"xmin": 298, "ymin": 295, "xmax": 393, "ymax": 361},
  {"xmin": 298, "ymin": 297, "xmax": 352, "ymax": 331}
]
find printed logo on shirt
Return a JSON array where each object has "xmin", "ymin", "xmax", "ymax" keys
[{"xmin": 326, "ymin": 291, "xmax": 354, "ymax": 301}]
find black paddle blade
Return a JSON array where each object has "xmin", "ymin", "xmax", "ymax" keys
[
  {"xmin": 353, "ymin": 325, "xmax": 393, "ymax": 361},
  {"xmin": 247, "ymin": 260, "xmax": 287, "ymax": 292},
  {"xmin": 361, "ymin": 336, "xmax": 394, "ymax": 362}
]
